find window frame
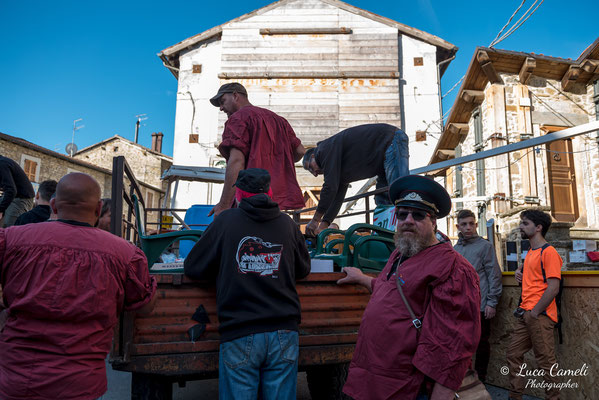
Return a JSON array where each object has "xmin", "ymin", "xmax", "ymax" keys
[{"xmin": 20, "ymin": 154, "xmax": 41, "ymax": 182}]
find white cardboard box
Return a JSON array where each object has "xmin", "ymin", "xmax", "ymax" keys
[
  {"xmin": 572, "ymin": 240, "xmax": 597, "ymax": 252},
  {"xmin": 310, "ymin": 259, "xmax": 334, "ymax": 273},
  {"xmin": 150, "ymin": 262, "xmax": 184, "ymax": 273},
  {"xmin": 569, "ymin": 251, "xmax": 590, "ymax": 263}
]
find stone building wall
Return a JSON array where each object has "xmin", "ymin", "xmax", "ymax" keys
[
  {"xmin": 74, "ymin": 137, "xmax": 171, "ymax": 190},
  {"xmin": 1, "ymin": 135, "xmax": 167, "ymax": 229},
  {"xmin": 447, "ymin": 72, "xmax": 598, "ymax": 268},
  {"xmin": 503, "ymin": 73, "xmax": 598, "ymax": 230},
  {"xmin": 0, "ymin": 139, "xmax": 111, "ymax": 196},
  {"xmin": 74, "ymin": 137, "xmax": 172, "ymax": 212}
]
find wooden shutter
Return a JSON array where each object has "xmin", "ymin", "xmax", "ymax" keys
[
  {"xmin": 23, "ymin": 159, "xmax": 37, "ymax": 181},
  {"xmin": 546, "ymin": 139, "xmax": 578, "ymax": 222}
]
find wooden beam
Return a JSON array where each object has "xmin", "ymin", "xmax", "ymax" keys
[
  {"xmin": 218, "ymin": 71, "xmax": 400, "ymax": 79},
  {"xmin": 305, "ymin": 190, "xmax": 319, "ymax": 204},
  {"xmin": 436, "ymin": 149, "xmax": 456, "ymax": 160},
  {"xmin": 519, "ymin": 57, "xmax": 536, "ymax": 84},
  {"xmin": 259, "ymin": 28, "xmax": 352, "ymax": 35},
  {"xmin": 477, "ymin": 50, "xmax": 503, "ymax": 84},
  {"xmin": 581, "ymin": 59, "xmax": 599, "ymax": 74},
  {"xmin": 561, "ymin": 65, "xmax": 581, "ymax": 92},
  {"xmin": 447, "ymin": 123, "xmax": 469, "ymax": 137},
  {"xmin": 460, "ymin": 90, "xmax": 484, "ymax": 104}
]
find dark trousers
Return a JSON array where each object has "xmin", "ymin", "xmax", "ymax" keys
[{"xmin": 475, "ymin": 312, "xmax": 491, "ymax": 381}]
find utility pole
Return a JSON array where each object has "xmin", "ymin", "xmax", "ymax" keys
[{"xmin": 135, "ymin": 114, "xmax": 148, "ymax": 144}]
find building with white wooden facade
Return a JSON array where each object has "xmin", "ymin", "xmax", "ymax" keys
[{"xmin": 159, "ymin": 0, "xmax": 457, "ymax": 224}]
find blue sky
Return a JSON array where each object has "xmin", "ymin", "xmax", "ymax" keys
[{"xmin": 1, "ymin": 0, "xmax": 597, "ymax": 158}]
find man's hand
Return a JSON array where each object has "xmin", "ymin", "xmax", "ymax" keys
[
  {"xmin": 337, "ymin": 267, "xmax": 373, "ymax": 292},
  {"xmin": 136, "ymin": 291, "xmax": 157, "ymax": 316},
  {"xmin": 515, "ymin": 268, "xmax": 523, "ymax": 283},
  {"xmin": 316, "ymin": 221, "xmax": 330, "ymax": 235},
  {"xmin": 293, "ymin": 143, "xmax": 306, "ymax": 162},
  {"xmin": 529, "ymin": 278, "xmax": 559, "ymax": 321},
  {"xmin": 430, "ymin": 381, "xmax": 456, "ymax": 400},
  {"xmin": 212, "ymin": 147, "xmax": 245, "ymax": 218},
  {"xmin": 208, "ymin": 202, "xmax": 230, "ymax": 217},
  {"xmin": 305, "ymin": 219, "xmax": 320, "ymax": 237},
  {"xmin": 484, "ymin": 305, "xmax": 496, "ymax": 319}
]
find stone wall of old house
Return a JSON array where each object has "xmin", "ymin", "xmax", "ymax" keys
[
  {"xmin": 448, "ymin": 72, "xmax": 598, "ymax": 267},
  {"xmin": 74, "ymin": 137, "xmax": 171, "ymax": 193},
  {"xmin": 74, "ymin": 138, "xmax": 172, "ymax": 227},
  {"xmin": 1, "ymin": 138, "xmax": 166, "ymax": 230},
  {"xmin": 0, "ymin": 139, "xmax": 111, "ymax": 196},
  {"xmin": 504, "ymin": 73, "xmax": 598, "ymax": 231}
]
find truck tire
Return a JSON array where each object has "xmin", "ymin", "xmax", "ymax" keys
[
  {"xmin": 131, "ymin": 373, "xmax": 173, "ymax": 400},
  {"xmin": 306, "ymin": 363, "xmax": 351, "ymax": 400}
]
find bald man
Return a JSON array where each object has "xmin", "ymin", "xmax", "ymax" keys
[{"xmin": 0, "ymin": 173, "xmax": 157, "ymax": 400}]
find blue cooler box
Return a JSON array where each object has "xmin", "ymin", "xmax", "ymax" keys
[{"xmin": 178, "ymin": 205, "xmax": 214, "ymax": 259}]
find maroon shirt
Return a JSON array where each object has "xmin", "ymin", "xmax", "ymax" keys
[
  {"xmin": 218, "ymin": 105, "xmax": 305, "ymax": 210},
  {"xmin": 343, "ymin": 240, "xmax": 481, "ymax": 400},
  {"xmin": 0, "ymin": 221, "xmax": 157, "ymax": 400}
]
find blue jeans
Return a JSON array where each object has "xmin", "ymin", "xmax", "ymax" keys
[
  {"xmin": 219, "ymin": 330, "xmax": 299, "ymax": 400},
  {"xmin": 376, "ymin": 129, "xmax": 410, "ymax": 205}
]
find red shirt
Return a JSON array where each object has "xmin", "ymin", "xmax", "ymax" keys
[
  {"xmin": 218, "ymin": 105, "xmax": 305, "ymax": 210},
  {"xmin": 343, "ymin": 241, "xmax": 481, "ymax": 400},
  {"xmin": 0, "ymin": 221, "xmax": 157, "ymax": 400}
]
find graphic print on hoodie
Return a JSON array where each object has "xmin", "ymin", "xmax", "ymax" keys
[{"xmin": 236, "ymin": 236, "xmax": 283, "ymax": 276}]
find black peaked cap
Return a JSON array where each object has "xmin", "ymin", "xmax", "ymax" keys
[
  {"xmin": 389, "ymin": 175, "xmax": 452, "ymax": 218},
  {"xmin": 234, "ymin": 168, "xmax": 271, "ymax": 194}
]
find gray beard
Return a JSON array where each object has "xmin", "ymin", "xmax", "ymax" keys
[{"xmin": 394, "ymin": 231, "xmax": 434, "ymax": 257}]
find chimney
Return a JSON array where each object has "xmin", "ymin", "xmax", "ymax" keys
[{"xmin": 151, "ymin": 132, "xmax": 163, "ymax": 153}]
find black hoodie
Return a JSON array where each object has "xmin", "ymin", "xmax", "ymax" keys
[{"xmin": 184, "ymin": 194, "xmax": 311, "ymax": 342}]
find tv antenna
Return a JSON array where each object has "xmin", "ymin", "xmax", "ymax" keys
[
  {"xmin": 135, "ymin": 114, "xmax": 148, "ymax": 144},
  {"xmin": 68, "ymin": 118, "xmax": 84, "ymax": 156}
]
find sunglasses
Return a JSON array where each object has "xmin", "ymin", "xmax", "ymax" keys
[{"xmin": 395, "ymin": 209, "xmax": 431, "ymax": 221}]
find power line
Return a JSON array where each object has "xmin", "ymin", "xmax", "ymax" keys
[
  {"xmin": 441, "ymin": 0, "xmax": 544, "ymax": 112},
  {"xmin": 441, "ymin": 76, "xmax": 465, "ymax": 99},
  {"xmin": 457, "ymin": 148, "xmax": 533, "ymax": 171},
  {"xmin": 452, "ymin": 143, "xmax": 593, "ymax": 174},
  {"xmin": 545, "ymin": 147, "xmax": 594, "ymax": 155},
  {"xmin": 491, "ymin": 0, "xmax": 544, "ymax": 47},
  {"xmin": 490, "ymin": 0, "xmax": 526, "ymax": 46}
]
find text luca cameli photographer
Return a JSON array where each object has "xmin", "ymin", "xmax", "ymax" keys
[{"xmin": 500, "ymin": 362, "xmax": 590, "ymax": 392}]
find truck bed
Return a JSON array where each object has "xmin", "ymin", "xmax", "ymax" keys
[{"xmin": 110, "ymin": 272, "xmax": 371, "ymax": 376}]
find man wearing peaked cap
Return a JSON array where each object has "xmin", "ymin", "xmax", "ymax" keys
[
  {"xmin": 233, "ymin": 168, "xmax": 275, "ymax": 203},
  {"xmin": 184, "ymin": 168, "xmax": 310, "ymax": 399},
  {"xmin": 337, "ymin": 175, "xmax": 483, "ymax": 400},
  {"xmin": 234, "ymin": 168, "xmax": 270, "ymax": 193},
  {"xmin": 208, "ymin": 82, "xmax": 306, "ymax": 217},
  {"xmin": 389, "ymin": 174, "xmax": 452, "ymax": 218},
  {"xmin": 209, "ymin": 82, "xmax": 248, "ymax": 107}
]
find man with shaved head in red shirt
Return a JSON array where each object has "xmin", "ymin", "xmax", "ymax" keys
[{"xmin": 0, "ymin": 173, "xmax": 156, "ymax": 400}]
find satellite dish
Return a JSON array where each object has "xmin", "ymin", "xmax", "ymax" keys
[{"xmin": 65, "ymin": 142, "xmax": 78, "ymax": 156}]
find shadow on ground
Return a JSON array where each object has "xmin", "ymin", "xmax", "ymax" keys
[{"xmin": 104, "ymin": 360, "xmax": 541, "ymax": 400}]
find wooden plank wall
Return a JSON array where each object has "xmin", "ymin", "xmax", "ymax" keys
[{"xmin": 217, "ymin": 0, "xmax": 402, "ymax": 147}]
